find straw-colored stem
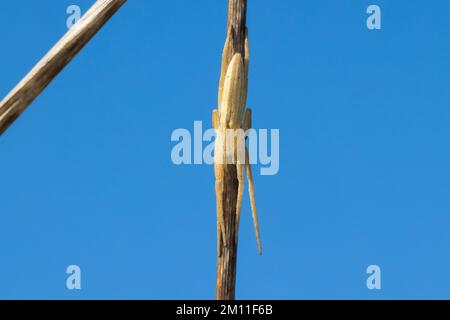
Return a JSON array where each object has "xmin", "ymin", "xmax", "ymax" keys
[
  {"xmin": 215, "ymin": 0, "xmax": 248, "ymax": 301},
  {"xmin": 0, "ymin": 0, "xmax": 126, "ymax": 135}
]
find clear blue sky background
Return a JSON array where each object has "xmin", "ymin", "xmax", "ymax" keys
[{"xmin": 1, "ymin": 0, "xmax": 450, "ymax": 299}]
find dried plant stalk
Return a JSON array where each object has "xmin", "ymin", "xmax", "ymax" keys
[
  {"xmin": 0, "ymin": 0, "xmax": 126, "ymax": 135},
  {"xmin": 215, "ymin": 0, "xmax": 261, "ymax": 301}
]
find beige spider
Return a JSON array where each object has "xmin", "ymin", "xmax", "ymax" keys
[{"xmin": 212, "ymin": 29, "xmax": 262, "ymax": 257}]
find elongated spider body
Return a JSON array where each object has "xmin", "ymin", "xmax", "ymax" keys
[{"xmin": 213, "ymin": 30, "xmax": 262, "ymax": 256}]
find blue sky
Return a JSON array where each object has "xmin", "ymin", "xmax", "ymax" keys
[{"xmin": 1, "ymin": 0, "xmax": 450, "ymax": 299}]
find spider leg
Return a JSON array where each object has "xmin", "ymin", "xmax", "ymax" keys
[
  {"xmin": 235, "ymin": 161, "xmax": 245, "ymax": 242},
  {"xmin": 215, "ymin": 163, "xmax": 227, "ymax": 257},
  {"xmin": 245, "ymin": 145, "xmax": 262, "ymax": 255},
  {"xmin": 212, "ymin": 109, "xmax": 224, "ymax": 256},
  {"xmin": 218, "ymin": 27, "xmax": 233, "ymax": 109},
  {"xmin": 243, "ymin": 109, "xmax": 262, "ymax": 255}
]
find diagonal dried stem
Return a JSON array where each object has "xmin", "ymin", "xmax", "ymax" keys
[{"xmin": 0, "ymin": 0, "xmax": 126, "ymax": 136}]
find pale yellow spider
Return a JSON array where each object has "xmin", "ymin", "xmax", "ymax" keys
[{"xmin": 212, "ymin": 29, "xmax": 262, "ymax": 257}]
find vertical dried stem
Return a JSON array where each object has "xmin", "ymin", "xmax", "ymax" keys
[{"xmin": 215, "ymin": 0, "xmax": 247, "ymax": 301}]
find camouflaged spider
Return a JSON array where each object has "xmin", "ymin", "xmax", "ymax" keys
[{"xmin": 212, "ymin": 29, "xmax": 262, "ymax": 257}]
